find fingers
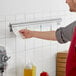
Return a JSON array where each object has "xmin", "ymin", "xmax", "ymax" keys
[
  {"xmin": 19, "ymin": 29, "xmax": 25, "ymax": 38},
  {"xmin": 19, "ymin": 29, "xmax": 32, "ymax": 39},
  {"xmin": 19, "ymin": 29, "xmax": 26, "ymax": 38}
]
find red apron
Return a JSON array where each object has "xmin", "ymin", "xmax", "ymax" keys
[{"xmin": 66, "ymin": 27, "xmax": 76, "ymax": 76}]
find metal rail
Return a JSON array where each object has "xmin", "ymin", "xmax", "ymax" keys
[{"xmin": 9, "ymin": 18, "xmax": 62, "ymax": 32}]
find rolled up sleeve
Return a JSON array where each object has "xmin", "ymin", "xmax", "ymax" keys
[{"xmin": 56, "ymin": 21, "xmax": 76, "ymax": 43}]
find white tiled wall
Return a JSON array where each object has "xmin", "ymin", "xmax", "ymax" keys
[{"xmin": 0, "ymin": 12, "xmax": 76, "ymax": 76}]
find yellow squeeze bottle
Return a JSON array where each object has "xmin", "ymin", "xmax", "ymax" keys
[{"xmin": 24, "ymin": 64, "xmax": 36, "ymax": 76}]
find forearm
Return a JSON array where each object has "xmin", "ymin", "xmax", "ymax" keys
[{"xmin": 32, "ymin": 31, "xmax": 57, "ymax": 40}]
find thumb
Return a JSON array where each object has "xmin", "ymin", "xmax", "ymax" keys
[{"xmin": 19, "ymin": 29, "xmax": 25, "ymax": 33}]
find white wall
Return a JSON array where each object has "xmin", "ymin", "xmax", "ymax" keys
[
  {"xmin": 0, "ymin": 0, "xmax": 76, "ymax": 76},
  {"xmin": 0, "ymin": 14, "xmax": 76, "ymax": 76},
  {"xmin": 0, "ymin": 0, "xmax": 68, "ymax": 15}
]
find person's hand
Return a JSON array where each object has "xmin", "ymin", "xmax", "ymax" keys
[{"xmin": 19, "ymin": 29, "xmax": 33, "ymax": 39}]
